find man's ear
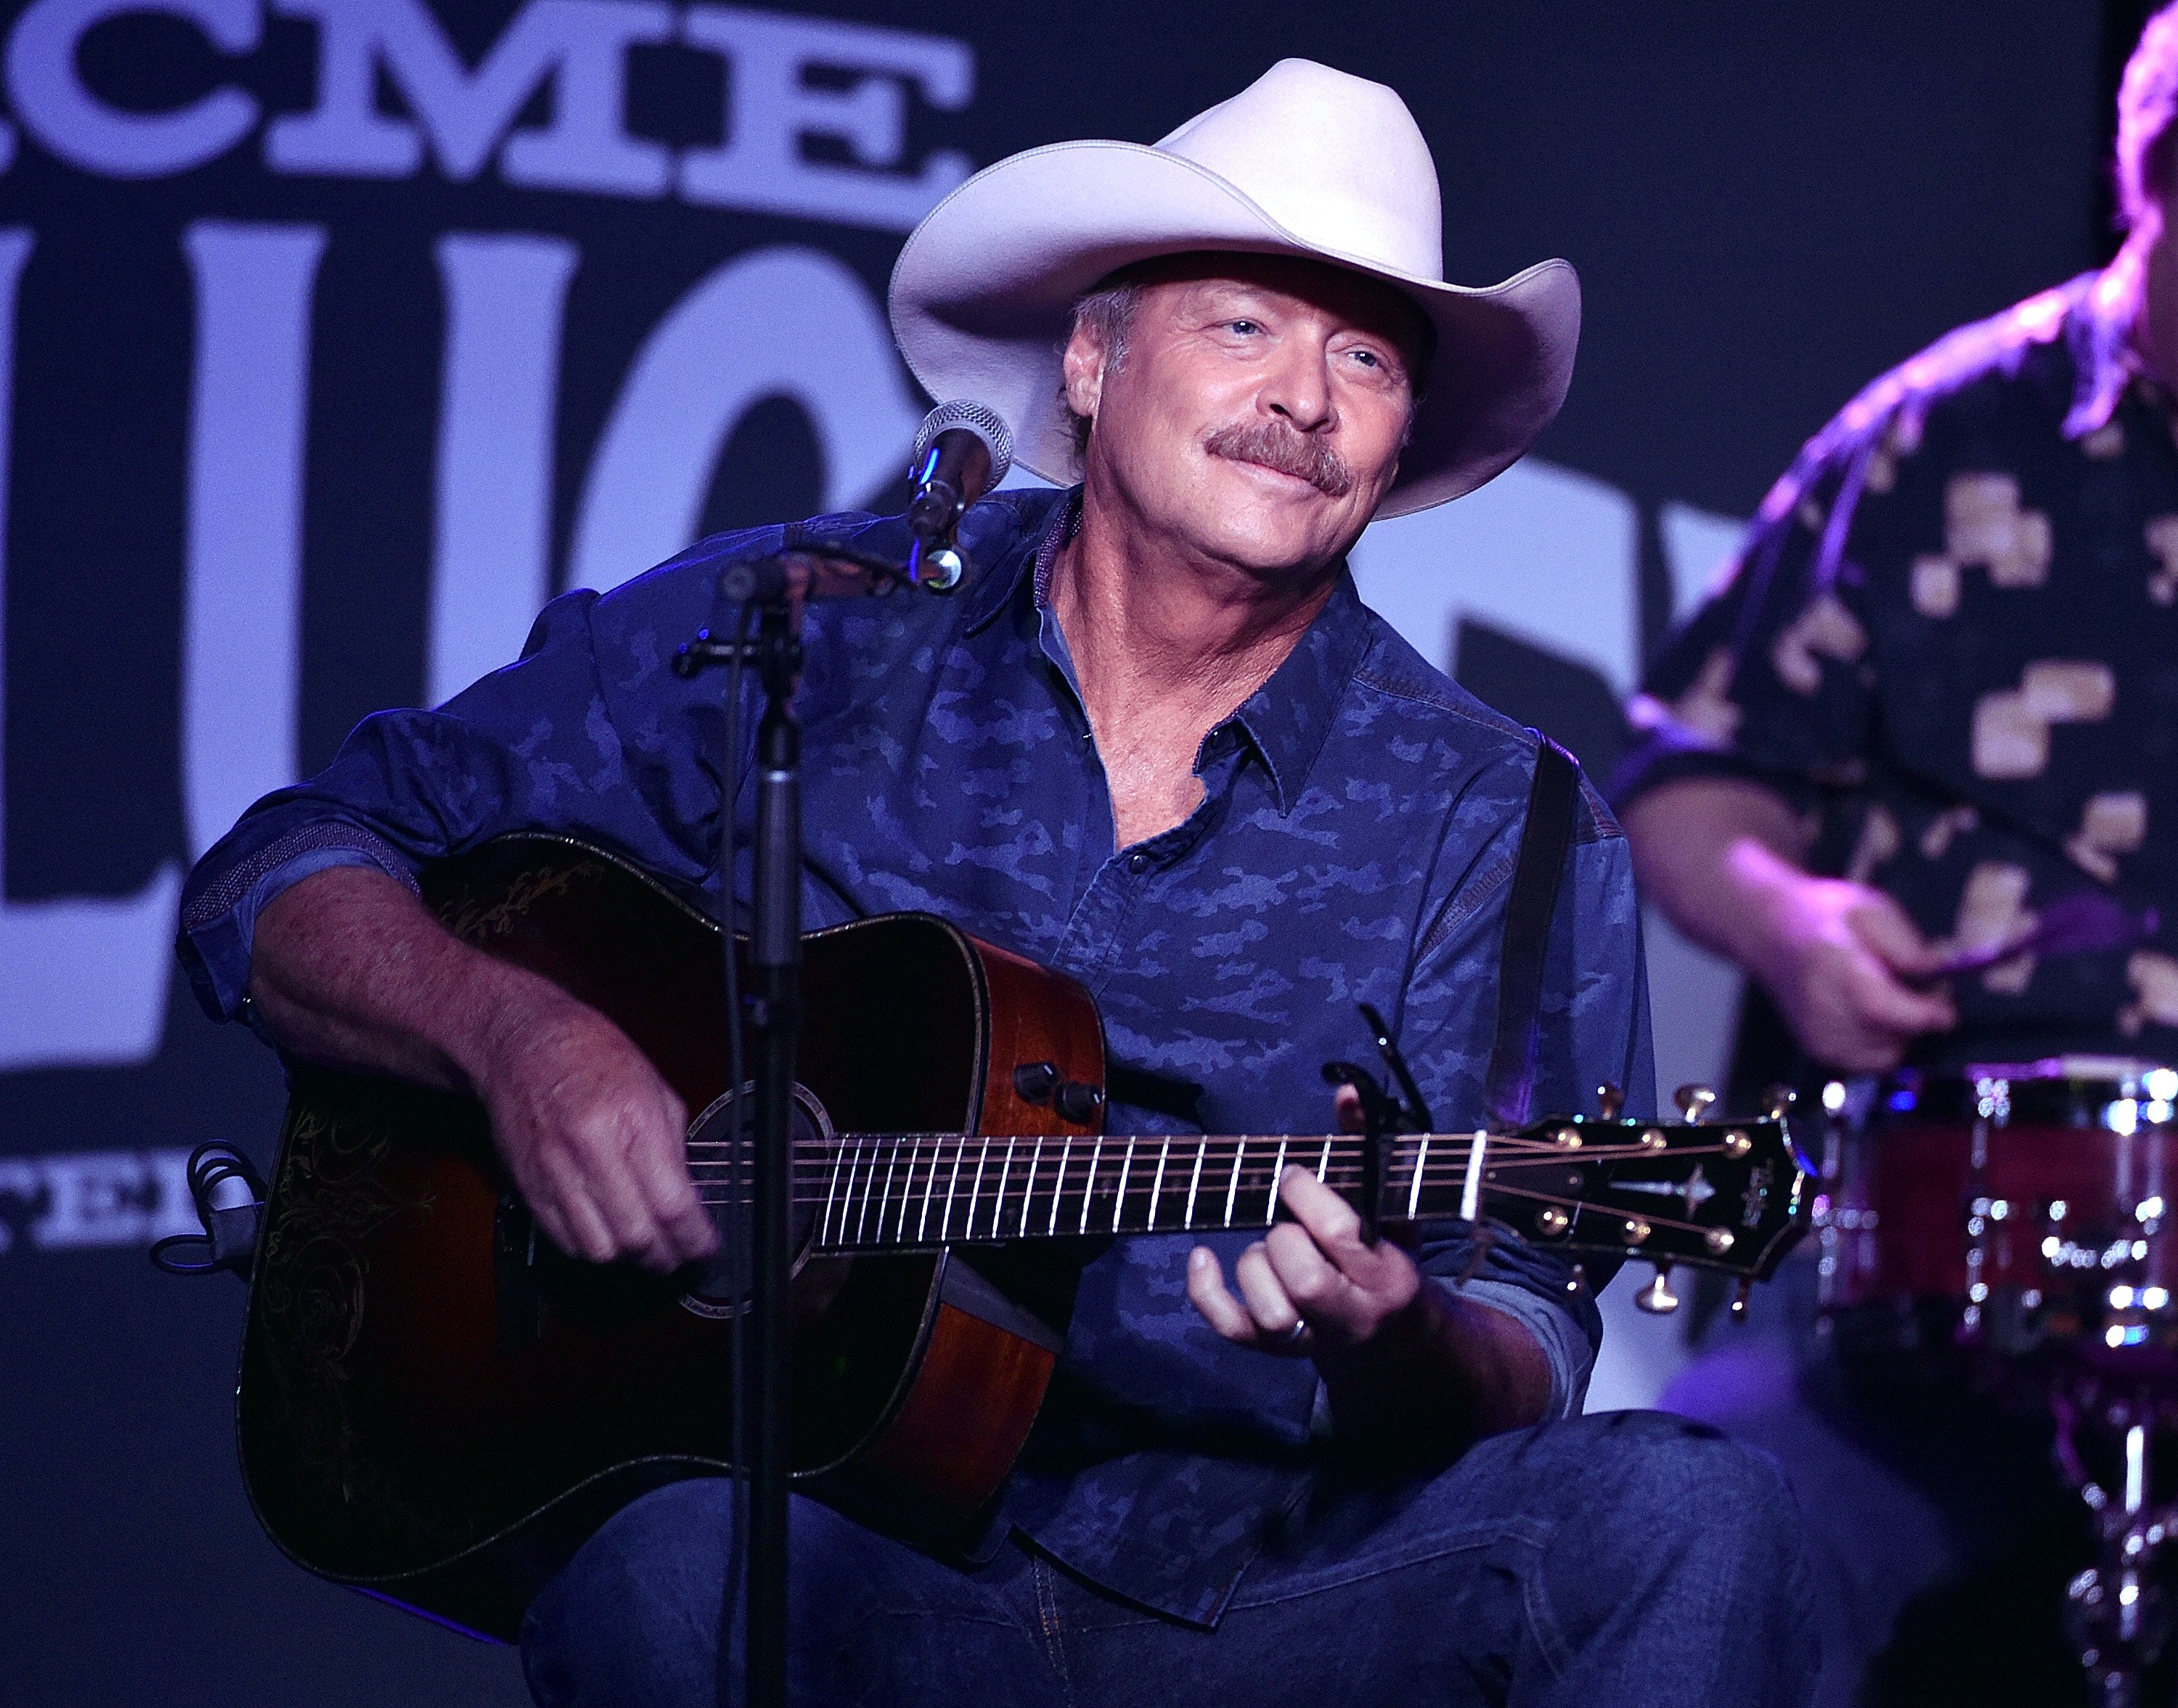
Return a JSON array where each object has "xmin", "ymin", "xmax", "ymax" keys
[{"xmin": 1061, "ymin": 324, "xmax": 1106, "ymax": 425}]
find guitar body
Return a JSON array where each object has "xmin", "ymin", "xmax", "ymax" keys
[{"xmin": 237, "ymin": 835, "xmax": 1105, "ymax": 1641}]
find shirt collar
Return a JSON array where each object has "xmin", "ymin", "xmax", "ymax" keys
[
  {"xmin": 960, "ymin": 486, "xmax": 1077, "ymax": 635},
  {"xmin": 1220, "ymin": 568, "xmax": 1371, "ymax": 815},
  {"xmin": 999, "ymin": 486, "xmax": 1371, "ymax": 817}
]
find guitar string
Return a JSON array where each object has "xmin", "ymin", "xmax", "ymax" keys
[
  {"xmin": 685, "ymin": 1135, "xmax": 1753, "ymax": 1171},
  {"xmin": 758, "ymin": 1177, "xmax": 1719, "ymax": 1249},
  {"xmin": 691, "ymin": 1142, "xmax": 1753, "ymax": 1206},
  {"xmin": 689, "ymin": 1159, "xmax": 1734, "ymax": 1213},
  {"xmin": 709, "ymin": 1140, "xmax": 1752, "ymax": 1174},
  {"xmin": 683, "ymin": 1159, "xmax": 1741, "ymax": 1242},
  {"xmin": 683, "ymin": 1130, "xmax": 1742, "ymax": 1159}
]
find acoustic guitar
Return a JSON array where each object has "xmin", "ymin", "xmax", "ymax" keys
[{"xmin": 237, "ymin": 834, "xmax": 1811, "ymax": 1640}]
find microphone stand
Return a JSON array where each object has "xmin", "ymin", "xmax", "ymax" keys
[
  {"xmin": 673, "ymin": 542, "xmax": 943, "ymax": 1708},
  {"xmin": 744, "ymin": 590, "xmax": 800, "ymax": 1708}
]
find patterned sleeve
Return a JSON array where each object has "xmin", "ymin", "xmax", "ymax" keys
[
  {"xmin": 175, "ymin": 523, "xmax": 788, "ymax": 1023},
  {"xmin": 1613, "ymin": 405, "xmax": 1900, "ymax": 815},
  {"xmin": 1399, "ymin": 759, "xmax": 1657, "ymax": 1416}
]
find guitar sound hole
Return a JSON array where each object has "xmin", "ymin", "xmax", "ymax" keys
[{"xmin": 680, "ymin": 1082, "xmax": 831, "ymax": 1317}]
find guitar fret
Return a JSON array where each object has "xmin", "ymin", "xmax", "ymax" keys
[
  {"xmin": 1266, "ymin": 1137, "xmax": 1289, "ymax": 1226},
  {"xmin": 1080, "ymin": 1138, "xmax": 1103, "ymax": 1235},
  {"xmin": 899, "ymin": 1137, "xmax": 923, "ymax": 1243},
  {"xmin": 874, "ymin": 1141, "xmax": 900, "ymax": 1246},
  {"xmin": 1222, "ymin": 1137, "xmax": 1245, "ymax": 1228},
  {"xmin": 1408, "ymin": 1134, "xmax": 1429, "ymax": 1219},
  {"xmin": 823, "ymin": 1137, "xmax": 847, "ymax": 1246},
  {"xmin": 1184, "ymin": 1140, "xmax": 1206, "ymax": 1231},
  {"xmin": 1048, "ymin": 1137, "xmax": 1073, "ymax": 1237},
  {"xmin": 990, "ymin": 1137, "xmax": 1016, "ymax": 1240},
  {"xmin": 850, "ymin": 1140, "xmax": 870, "ymax": 1246},
  {"xmin": 965, "ymin": 1139, "xmax": 989, "ymax": 1241},
  {"xmin": 852, "ymin": 1139, "xmax": 875, "ymax": 1245},
  {"xmin": 1149, "ymin": 1138, "xmax": 1170, "ymax": 1230},
  {"xmin": 1315, "ymin": 1134, "xmax": 1333, "ymax": 1182},
  {"xmin": 940, "ymin": 1137, "xmax": 965, "ymax": 1241},
  {"xmin": 1112, "ymin": 1139, "xmax": 1134, "ymax": 1235},
  {"xmin": 916, "ymin": 1137, "xmax": 937, "ymax": 1244},
  {"xmin": 1020, "ymin": 1138, "xmax": 1045, "ymax": 1237},
  {"xmin": 1461, "ymin": 1130, "xmax": 1487, "ymax": 1223}
]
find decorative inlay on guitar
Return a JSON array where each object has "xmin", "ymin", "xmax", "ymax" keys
[{"xmin": 236, "ymin": 835, "xmax": 1811, "ymax": 1643}]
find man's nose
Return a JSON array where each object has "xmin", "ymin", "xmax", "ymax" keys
[{"xmin": 1262, "ymin": 342, "xmax": 1334, "ymax": 433}]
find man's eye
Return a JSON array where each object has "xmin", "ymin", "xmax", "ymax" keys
[{"xmin": 1228, "ymin": 319, "xmax": 1261, "ymax": 335}]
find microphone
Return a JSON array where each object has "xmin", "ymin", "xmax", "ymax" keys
[
  {"xmin": 905, "ymin": 400, "xmax": 1012, "ymax": 589},
  {"xmin": 677, "ymin": 401, "xmax": 1013, "ymax": 645}
]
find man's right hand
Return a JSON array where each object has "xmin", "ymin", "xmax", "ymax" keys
[
  {"xmin": 1749, "ymin": 873, "xmax": 1957, "ymax": 1073},
  {"xmin": 470, "ymin": 986, "xmax": 721, "ymax": 1273},
  {"xmin": 250, "ymin": 865, "xmax": 717, "ymax": 1276}
]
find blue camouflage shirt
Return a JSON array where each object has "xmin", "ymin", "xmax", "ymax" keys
[{"xmin": 179, "ymin": 484, "xmax": 1654, "ymax": 1625}]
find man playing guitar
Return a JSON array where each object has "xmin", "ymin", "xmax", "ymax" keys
[{"xmin": 182, "ymin": 60, "xmax": 1814, "ymax": 1708}]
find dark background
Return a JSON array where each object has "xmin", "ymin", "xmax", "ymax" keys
[{"xmin": 0, "ymin": 1, "xmax": 2140, "ymax": 1700}]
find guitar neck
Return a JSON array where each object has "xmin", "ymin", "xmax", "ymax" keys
[{"xmin": 791, "ymin": 1129, "xmax": 1493, "ymax": 1254}]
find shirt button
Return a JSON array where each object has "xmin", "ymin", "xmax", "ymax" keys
[{"xmin": 1127, "ymin": 852, "xmax": 1151, "ymax": 874}]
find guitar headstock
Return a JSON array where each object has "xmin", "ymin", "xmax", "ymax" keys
[{"xmin": 1492, "ymin": 1084, "xmax": 1813, "ymax": 1314}]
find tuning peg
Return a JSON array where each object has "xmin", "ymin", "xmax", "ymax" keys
[
  {"xmin": 1633, "ymin": 1262, "xmax": 1681, "ymax": 1315},
  {"xmin": 1729, "ymin": 1279, "xmax": 1755, "ymax": 1323},
  {"xmin": 1673, "ymin": 1084, "xmax": 1718, "ymax": 1123},
  {"xmin": 1763, "ymin": 1084, "xmax": 1797, "ymax": 1124},
  {"xmin": 1595, "ymin": 1082, "xmax": 1626, "ymax": 1121}
]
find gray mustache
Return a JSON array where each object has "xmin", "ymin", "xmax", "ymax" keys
[{"xmin": 1203, "ymin": 420, "xmax": 1354, "ymax": 498}]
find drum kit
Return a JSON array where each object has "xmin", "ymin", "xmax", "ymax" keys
[{"xmin": 1818, "ymin": 1058, "xmax": 2178, "ymax": 1707}]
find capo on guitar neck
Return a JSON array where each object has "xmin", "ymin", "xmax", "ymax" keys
[{"xmin": 1321, "ymin": 1003, "xmax": 1435, "ymax": 1244}]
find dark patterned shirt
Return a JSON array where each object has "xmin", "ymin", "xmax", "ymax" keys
[
  {"xmin": 179, "ymin": 485, "xmax": 1652, "ymax": 1624},
  {"xmin": 1618, "ymin": 264, "xmax": 2178, "ymax": 1069}
]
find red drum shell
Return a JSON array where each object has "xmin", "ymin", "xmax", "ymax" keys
[{"xmin": 1824, "ymin": 1066, "xmax": 2178, "ymax": 1360}]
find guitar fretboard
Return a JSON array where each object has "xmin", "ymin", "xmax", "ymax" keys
[{"xmin": 721, "ymin": 1131, "xmax": 1507, "ymax": 1252}]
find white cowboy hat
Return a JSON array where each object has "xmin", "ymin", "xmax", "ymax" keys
[{"xmin": 888, "ymin": 57, "xmax": 1581, "ymax": 520}]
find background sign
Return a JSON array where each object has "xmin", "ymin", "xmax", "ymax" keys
[{"xmin": 0, "ymin": 2, "xmax": 2113, "ymax": 1699}]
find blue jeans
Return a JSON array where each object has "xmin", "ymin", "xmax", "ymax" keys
[{"xmin": 521, "ymin": 1410, "xmax": 1816, "ymax": 1707}]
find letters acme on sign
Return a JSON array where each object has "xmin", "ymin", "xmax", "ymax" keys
[{"xmin": 1, "ymin": 0, "xmax": 976, "ymax": 233}]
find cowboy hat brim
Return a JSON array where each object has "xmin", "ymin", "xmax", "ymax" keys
[{"xmin": 889, "ymin": 138, "xmax": 1581, "ymax": 520}]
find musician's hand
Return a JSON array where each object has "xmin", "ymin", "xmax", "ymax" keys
[
  {"xmin": 1186, "ymin": 1164, "xmax": 1423, "ymax": 1354},
  {"xmin": 1753, "ymin": 874, "xmax": 1956, "ymax": 1073},
  {"xmin": 473, "ymin": 986, "xmax": 719, "ymax": 1272}
]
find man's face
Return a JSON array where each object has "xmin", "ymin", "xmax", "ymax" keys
[{"xmin": 1064, "ymin": 254, "xmax": 1424, "ymax": 579}]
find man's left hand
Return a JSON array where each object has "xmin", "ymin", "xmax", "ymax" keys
[{"xmin": 1186, "ymin": 1164, "xmax": 1426, "ymax": 1354}]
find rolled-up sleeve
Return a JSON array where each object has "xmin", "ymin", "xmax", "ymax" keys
[{"xmin": 179, "ymin": 825, "xmax": 426, "ymax": 1022}]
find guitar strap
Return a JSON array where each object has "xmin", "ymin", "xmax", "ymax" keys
[{"xmin": 1483, "ymin": 736, "xmax": 1580, "ymax": 1127}]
